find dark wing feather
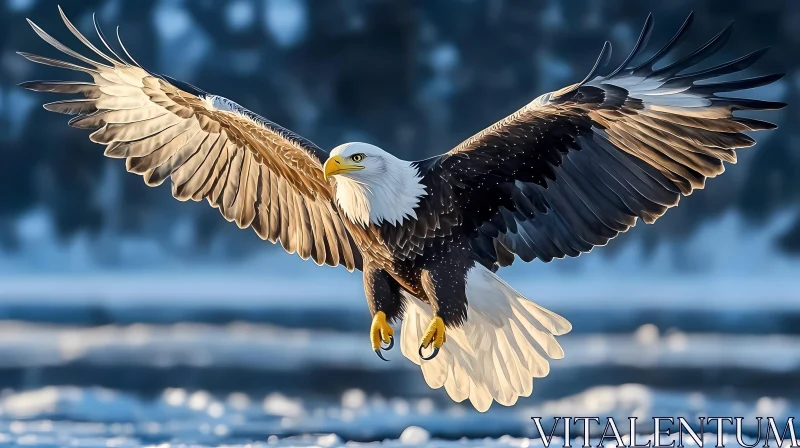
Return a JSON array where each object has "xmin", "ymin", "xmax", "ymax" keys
[
  {"xmin": 416, "ymin": 13, "xmax": 785, "ymax": 270},
  {"xmin": 20, "ymin": 7, "xmax": 362, "ymax": 271}
]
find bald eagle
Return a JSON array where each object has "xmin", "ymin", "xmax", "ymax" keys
[{"xmin": 20, "ymin": 9, "xmax": 784, "ymax": 411}]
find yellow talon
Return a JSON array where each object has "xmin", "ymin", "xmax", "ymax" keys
[
  {"xmin": 370, "ymin": 311, "xmax": 394, "ymax": 361},
  {"xmin": 419, "ymin": 316, "xmax": 446, "ymax": 361}
]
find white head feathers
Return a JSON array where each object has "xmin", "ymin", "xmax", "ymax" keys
[{"xmin": 328, "ymin": 142, "xmax": 427, "ymax": 227}]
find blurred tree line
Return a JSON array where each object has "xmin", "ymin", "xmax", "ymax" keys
[{"xmin": 0, "ymin": 0, "xmax": 797, "ymax": 260}]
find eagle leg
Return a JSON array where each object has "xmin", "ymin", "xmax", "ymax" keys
[
  {"xmin": 417, "ymin": 254, "xmax": 471, "ymax": 361},
  {"xmin": 370, "ymin": 311, "xmax": 394, "ymax": 361},
  {"xmin": 418, "ymin": 316, "xmax": 446, "ymax": 361},
  {"xmin": 363, "ymin": 262, "xmax": 403, "ymax": 361}
]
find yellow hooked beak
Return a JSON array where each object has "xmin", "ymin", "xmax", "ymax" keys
[{"xmin": 323, "ymin": 155, "xmax": 364, "ymax": 180}]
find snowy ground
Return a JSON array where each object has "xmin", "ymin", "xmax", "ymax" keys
[
  {"xmin": 0, "ymin": 321, "xmax": 796, "ymax": 446},
  {"xmin": 0, "ymin": 212, "xmax": 797, "ymax": 446},
  {"xmin": 0, "ymin": 321, "xmax": 798, "ymax": 373},
  {"xmin": 0, "ymin": 383, "xmax": 791, "ymax": 447}
]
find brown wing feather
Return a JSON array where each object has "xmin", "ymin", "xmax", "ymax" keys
[
  {"xmin": 416, "ymin": 13, "xmax": 785, "ymax": 270},
  {"xmin": 20, "ymin": 7, "xmax": 361, "ymax": 271}
]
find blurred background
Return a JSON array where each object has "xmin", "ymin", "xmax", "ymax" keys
[{"xmin": 0, "ymin": 0, "xmax": 798, "ymax": 446}]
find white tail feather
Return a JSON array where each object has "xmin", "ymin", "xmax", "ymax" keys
[{"xmin": 400, "ymin": 265, "xmax": 571, "ymax": 411}]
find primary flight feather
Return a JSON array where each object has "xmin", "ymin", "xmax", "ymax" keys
[{"xmin": 20, "ymin": 8, "xmax": 784, "ymax": 411}]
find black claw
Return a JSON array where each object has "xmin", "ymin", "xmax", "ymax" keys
[
  {"xmin": 381, "ymin": 335, "xmax": 394, "ymax": 351},
  {"xmin": 374, "ymin": 349, "xmax": 390, "ymax": 362},
  {"xmin": 419, "ymin": 344, "xmax": 440, "ymax": 361}
]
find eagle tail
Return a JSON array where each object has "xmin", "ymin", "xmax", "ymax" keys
[{"xmin": 400, "ymin": 265, "xmax": 571, "ymax": 411}]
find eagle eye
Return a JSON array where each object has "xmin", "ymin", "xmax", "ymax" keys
[{"xmin": 350, "ymin": 153, "xmax": 366, "ymax": 162}]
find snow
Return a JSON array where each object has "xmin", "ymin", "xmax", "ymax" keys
[
  {"xmin": 1, "ymin": 210, "xmax": 797, "ymax": 312},
  {"xmin": 1, "ymin": 270, "xmax": 798, "ymax": 314},
  {"xmin": 0, "ymin": 318, "xmax": 790, "ymax": 445},
  {"xmin": 0, "ymin": 209, "xmax": 795, "ymax": 446},
  {"xmin": 399, "ymin": 426, "xmax": 430, "ymax": 444},
  {"xmin": 0, "ymin": 209, "xmax": 795, "ymax": 444},
  {"xmin": 0, "ymin": 384, "xmax": 783, "ymax": 447},
  {"xmin": 0, "ymin": 321, "xmax": 795, "ymax": 372}
]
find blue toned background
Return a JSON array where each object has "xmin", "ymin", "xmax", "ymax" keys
[{"xmin": 0, "ymin": 0, "xmax": 798, "ymax": 446}]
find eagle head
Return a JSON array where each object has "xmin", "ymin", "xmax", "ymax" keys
[
  {"xmin": 323, "ymin": 142, "xmax": 427, "ymax": 226},
  {"xmin": 323, "ymin": 142, "xmax": 391, "ymax": 182}
]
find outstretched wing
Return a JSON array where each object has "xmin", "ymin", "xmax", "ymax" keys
[
  {"xmin": 417, "ymin": 12, "xmax": 785, "ymax": 269},
  {"xmin": 19, "ymin": 7, "xmax": 361, "ymax": 271}
]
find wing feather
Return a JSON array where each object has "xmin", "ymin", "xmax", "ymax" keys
[
  {"xmin": 262, "ymin": 168, "xmax": 278, "ymax": 242},
  {"xmin": 416, "ymin": 13, "xmax": 784, "ymax": 269},
  {"xmin": 43, "ymin": 99, "xmax": 96, "ymax": 115},
  {"xmin": 147, "ymin": 130, "xmax": 210, "ymax": 187},
  {"xmin": 58, "ymin": 6, "xmax": 119, "ymax": 65},
  {"xmin": 20, "ymin": 80, "xmax": 99, "ymax": 96},
  {"xmin": 192, "ymin": 135, "xmax": 230, "ymax": 201},
  {"xmin": 21, "ymin": 10, "xmax": 361, "ymax": 271},
  {"xmin": 92, "ymin": 113, "xmax": 184, "ymax": 144},
  {"xmin": 253, "ymin": 168, "xmax": 271, "ymax": 240}
]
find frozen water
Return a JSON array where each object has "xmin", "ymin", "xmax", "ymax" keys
[
  {"xmin": 0, "ymin": 209, "xmax": 795, "ymax": 447},
  {"xmin": 0, "ymin": 321, "xmax": 795, "ymax": 372},
  {"xmin": 2, "ymin": 210, "xmax": 798, "ymax": 310},
  {"xmin": 0, "ymin": 320, "xmax": 792, "ymax": 445},
  {"xmin": 0, "ymin": 384, "xmax": 783, "ymax": 447}
]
